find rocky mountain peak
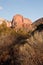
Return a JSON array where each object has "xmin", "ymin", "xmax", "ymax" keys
[
  {"xmin": 11, "ymin": 14, "xmax": 32, "ymax": 31},
  {"xmin": 31, "ymin": 17, "xmax": 43, "ymax": 31}
]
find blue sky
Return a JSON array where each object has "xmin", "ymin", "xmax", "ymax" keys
[{"xmin": 0, "ymin": 0, "xmax": 43, "ymax": 22}]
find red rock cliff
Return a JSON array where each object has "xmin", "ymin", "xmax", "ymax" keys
[{"xmin": 11, "ymin": 14, "xmax": 32, "ymax": 31}]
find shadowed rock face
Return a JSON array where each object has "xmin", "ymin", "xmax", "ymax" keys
[
  {"xmin": 0, "ymin": 18, "xmax": 43, "ymax": 65},
  {"xmin": 31, "ymin": 18, "xmax": 43, "ymax": 31}
]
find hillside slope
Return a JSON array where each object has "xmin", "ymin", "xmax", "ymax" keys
[{"xmin": 0, "ymin": 17, "xmax": 43, "ymax": 65}]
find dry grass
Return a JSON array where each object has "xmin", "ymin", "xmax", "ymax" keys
[{"xmin": 0, "ymin": 23, "xmax": 43, "ymax": 65}]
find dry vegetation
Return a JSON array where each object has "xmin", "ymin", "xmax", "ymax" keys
[{"xmin": 0, "ymin": 22, "xmax": 43, "ymax": 65}]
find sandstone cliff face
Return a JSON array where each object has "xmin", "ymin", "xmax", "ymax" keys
[
  {"xmin": 0, "ymin": 14, "xmax": 32, "ymax": 31},
  {"xmin": 0, "ymin": 18, "xmax": 5, "ymax": 24},
  {"xmin": 0, "ymin": 17, "xmax": 43, "ymax": 65},
  {"xmin": 11, "ymin": 14, "xmax": 32, "ymax": 31},
  {"xmin": 0, "ymin": 18, "xmax": 11, "ymax": 27},
  {"xmin": 11, "ymin": 14, "xmax": 23, "ymax": 30},
  {"xmin": 23, "ymin": 18, "xmax": 32, "ymax": 31},
  {"xmin": 6, "ymin": 22, "xmax": 11, "ymax": 27}
]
